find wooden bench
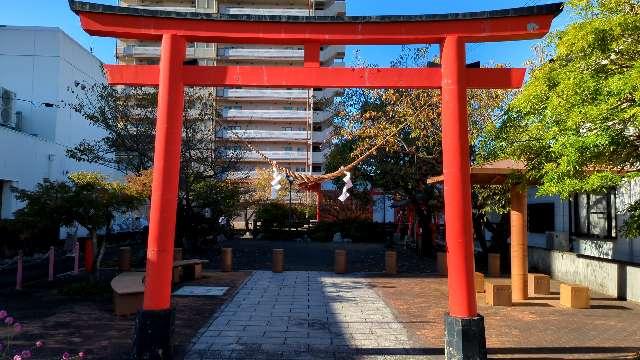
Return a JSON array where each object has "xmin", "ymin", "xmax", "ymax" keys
[
  {"xmin": 111, "ymin": 272, "xmax": 145, "ymax": 316},
  {"xmin": 485, "ymin": 280, "xmax": 512, "ymax": 306},
  {"xmin": 173, "ymin": 259, "xmax": 209, "ymax": 283},
  {"xmin": 560, "ymin": 283, "xmax": 590, "ymax": 309},
  {"xmin": 528, "ymin": 273, "xmax": 551, "ymax": 295}
]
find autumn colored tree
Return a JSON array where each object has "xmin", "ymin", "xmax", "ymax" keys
[{"xmin": 325, "ymin": 46, "xmax": 511, "ymax": 256}]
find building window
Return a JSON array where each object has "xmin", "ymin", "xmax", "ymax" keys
[
  {"xmin": 572, "ymin": 192, "xmax": 617, "ymax": 239},
  {"xmin": 284, "ymin": 146, "xmax": 293, "ymax": 151},
  {"xmin": 312, "ymin": 145, "xmax": 322, "ymax": 152},
  {"xmin": 282, "ymin": 127, "xmax": 293, "ymax": 131},
  {"xmin": 313, "ymin": 125, "xmax": 322, "ymax": 131},
  {"xmin": 528, "ymin": 203, "xmax": 555, "ymax": 234},
  {"xmin": 312, "ymin": 165, "xmax": 322, "ymax": 172}
]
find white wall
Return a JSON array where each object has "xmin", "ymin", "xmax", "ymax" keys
[{"xmin": 0, "ymin": 26, "xmax": 118, "ymax": 220}]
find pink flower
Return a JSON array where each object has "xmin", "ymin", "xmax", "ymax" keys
[
  {"xmin": 62, "ymin": 352, "xmax": 70, "ymax": 360},
  {"xmin": 14, "ymin": 322, "xmax": 22, "ymax": 332},
  {"xmin": 78, "ymin": 352, "xmax": 86, "ymax": 359},
  {"xmin": 35, "ymin": 340, "xmax": 44, "ymax": 348},
  {"xmin": 5, "ymin": 316, "xmax": 14, "ymax": 325},
  {"xmin": 0, "ymin": 310, "xmax": 7, "ymax": 319},
  {"xmin": 21, "ymin": 350, "xmax": 32, "ymax": 358},
  {"xmin": 13, "ymin": 355, "xmax": 22, "ymax": 360}
]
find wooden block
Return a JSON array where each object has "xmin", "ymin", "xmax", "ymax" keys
[
  {"xmin": 528, "ymin": 273, "xmax": 551, "ymax": 295},
  {"xmin": 335, "ymin": 250, "xmax": 347, "ymax": 274},
  {"xmin": 474, "ymin": 272, "xmax": 485, "ymax": 293},
  {"xmin": 485, "ymin": 281, "xmax": 512, "ymax": 306},
  {"xmin": 436, "ymin": 252, "xmax": 447, "ymax": 276},
  {"xmin": 183, "ymin": 263, "xmax": 203, "ymax": 280},
  {"xmin": 488, "ymin": 253, "xmax": 500, "ymax": 277},
  {"xmin": 560, "ymin": 283, "xmax": 590, "ymax": 309},
  {"xmin": 385, "ymin": 251, "xmax": 397, "ymax": 275}
]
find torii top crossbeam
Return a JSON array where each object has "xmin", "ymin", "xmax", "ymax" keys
[{"xmin": 70, "ymin": 1, "xmax": 562, "ymax": 89}]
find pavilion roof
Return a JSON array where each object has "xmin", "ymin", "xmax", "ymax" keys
[
  {"xmin": 427, "ymin": 159, "xmax": 526, "ymax": 186},
  {"xmin": 68, "ymin": 1, "xmax": 563, "ymax": 24}
]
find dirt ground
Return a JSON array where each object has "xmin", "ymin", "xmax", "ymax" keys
[{"xmin": 0, "ymin": 271, "xmax": 250, "ymax": 359}]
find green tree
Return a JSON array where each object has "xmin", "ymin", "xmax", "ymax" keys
[
  {"xmin": 478, "ymin": 0, "xmax": 640, "ymax": 233},
  {"xmin": 67, "ymin": 172, "xmax": 145, "ymax": 278},
  {"xmin": 12, "ymin": 180, "xmax": 74, "ymax": 251}
]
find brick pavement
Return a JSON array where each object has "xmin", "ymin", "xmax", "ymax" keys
[
  {"xmin": 370, "ymin": 275, "xmax": 640, "ymax": 359},
  {"xmin": 186, "ymin": 271, "xmax": 432, "ymax": 359}
]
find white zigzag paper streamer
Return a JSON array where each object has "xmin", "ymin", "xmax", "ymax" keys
[
  {"xmin": 270, "ymin": 168, "xmax": 282, "ymax": 199},
  {"xmin": 338, "ymin": 171, "xmax": 352, "ymax": 202}
]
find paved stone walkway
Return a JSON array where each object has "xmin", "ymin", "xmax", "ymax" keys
[{"xmin": 186, "ymin": 271, "xmax": 427, "ymax": 359}]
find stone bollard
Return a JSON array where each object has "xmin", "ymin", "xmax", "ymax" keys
[
  {"xmin": 385, "ymin": 250, "xmax": 397, "ymax": 275},
  {"xmin": 334, "ymin": 249, "xmax": 347, "ymax": 274},
  {"xmin": 221, "ymin": 248, "xmax": 233, "ymax": 272},
  {"xmin": 488, "ymin": 253, "xmax": 500, "ymax": 277},
  {"xmin": 528, "ymin": 273, "xmax": 551, "ymax": 295},
  {"xmin": 174, "ymin": 247, "xmax": 183, "ymax": 261},
  {"xmin": 437, "ymin": 251, "xmax": 448, "ymax": 276},
  {"xmin": 48, "ymin": 246, "xmax": 55, "ymax": 281},
  {"xmin": 118, "ymin": 246, "xmax": 132, "ymax": 272},
  {"xmin": 272, "ymin": 249, "xmax": 284, "ymax": 273}
]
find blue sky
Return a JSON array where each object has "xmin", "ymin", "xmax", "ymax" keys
[{"xmin": 0, "ymin": 0, "xmax": 571, "ymax": 67}]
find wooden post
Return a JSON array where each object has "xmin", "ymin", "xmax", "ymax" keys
[
  {"xmin": 334, "ymin": 249, "xmax": 347, "ymax": 274},
  {"xmin": 48, "ymin": 246, "xmax": 54, "ymax": 281},
  {"xmin": 272, "ymin": 249, "xmax": 284, "ymax": 273},
  {"xmin": 73, "ymin": 241, "xmax": 80, "ymax": 275},
  {"xmin": 510, "ymin": 186, "xmax": 528, "ymax": 301},
  {"xmin": 119, "ymin": 247, "xmax": 132, "ymax": 271},
  {"xmin": 385, "ymin": 250, "xmax": 397, "ymax": 275},
  {"xmin": 488, "ymin": 253, "xmax": 501, "ymax": 277},
  {"xmin": 16, "ymin": 250, "xmax": 23, "ymax": 290},
  {"xmin": 221, "ymin": 248, "xmax": 233, "ymax": 272}
]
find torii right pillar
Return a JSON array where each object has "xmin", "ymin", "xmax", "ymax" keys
[{"xmin": 440, "ymin": 35, "xmax": 486, "ymax": 359}]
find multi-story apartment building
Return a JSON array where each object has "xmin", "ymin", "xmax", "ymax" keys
[{"xmin": 116, "ymin": 0, "xmax": 346, "ymax": 179}]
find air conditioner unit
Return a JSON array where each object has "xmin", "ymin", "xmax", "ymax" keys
[
  {"xmin": 1, "ymin": 87, "xmax": 15, "ymax": 126},
  {"xmin": 14, "ymin": 111, "xmax": 23, "ymax": 131},
  {"xmin": 545, "ymin": 231, "xmax": 570, "ymax": 251}
]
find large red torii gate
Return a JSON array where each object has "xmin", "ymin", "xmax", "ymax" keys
[{"xmin": 70, "ymin": 1, "xmax": 562, "ymax": 358}]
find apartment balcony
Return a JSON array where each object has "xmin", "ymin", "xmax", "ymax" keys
[
  {"xmin": 238, "ymin": 151, "xmax": 309, "ymax": 162},
  {"xmin": 219, "ymin": 129, "xmax": 309, "ymax": 141},
  {"xmin": 227, "ymin": 171, "xmax": 258, "ymax": 180},
  {"xmin": 312, "ymin": 151, "xmax": 327, "ymax": 163},
  {"xmin": 314, "ymin": 88, "xmax": 344, "ymax": 99},
  {"xmin": 217, "ymin": 45, "xmax": 345, "ymax": 62},
  {"xmin": 222, "ymin": 109, "xmax": 309, "ymax": 121},
  {"xmin": 219, "ymin": 1, "xmax": 345, "ymax": 16},
  {"xmin": 218, "ymin": 88, "xmax": 308, "ymax": 100},
  {"xmin": 117, "ymin": 44, "xmax": 215, "ymax": 59},
  {"xmin": 312, "ymin": 128, "xmax": 333, "ymax": 143},
  {"xmin": 313, "ymin": 110, "xmax": 333, "ymax": 123}
]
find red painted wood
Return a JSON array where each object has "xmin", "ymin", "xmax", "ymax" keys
[
  {"xmin": 143, "ymin": 34, "xmax": 186, "ymax": 311},
  {"xmin": 441, "ymin": 35, "xmax": 477, "ymax": 318},
  {"xmin": 104, "ymin": 65, "xmax": 525, "ymax": 89},
  {"xmin": 78, "ymin": 11, "xmax": 555, "ymax": 45},
  {"xmin": 304, "ymin": 43, "xmax": 321, "ymax": 68}
]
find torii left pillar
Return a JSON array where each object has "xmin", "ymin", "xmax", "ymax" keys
[
  {"xmin": 440, "ymin": 36, "xmax": 487, "ymax": 359},
  {"xmin": 133, "ymin": 33, "xmax": 186, "ymax": 359}
]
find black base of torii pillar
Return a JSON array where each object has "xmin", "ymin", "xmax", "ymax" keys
[{"xmin": 445, "ymin": 314, "xmax": 487, "ymax": 359}]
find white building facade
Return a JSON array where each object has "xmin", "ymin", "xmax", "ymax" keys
[
  {"xmin": 0, "ymin": 26, "xmax": 119, "ymax": 219},
  {"xmin": 116, "ymin": 0, "xmax": 346, "ymax": 179}
]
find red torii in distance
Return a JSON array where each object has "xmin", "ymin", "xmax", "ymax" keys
[{"xmin": 70, "ymin": 1, "xmax": 562, "ymax": 358}]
